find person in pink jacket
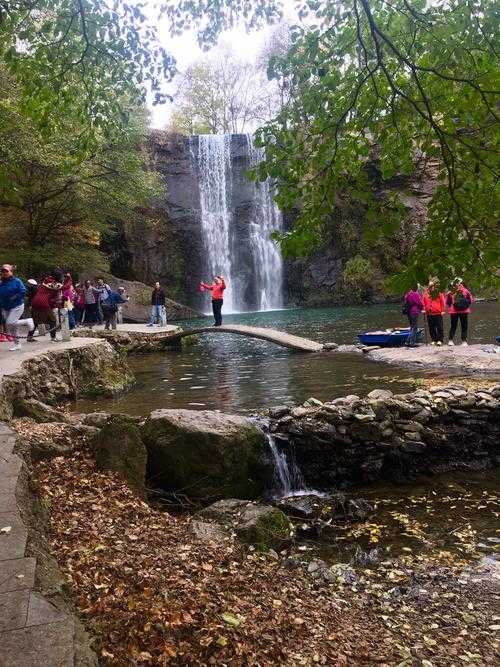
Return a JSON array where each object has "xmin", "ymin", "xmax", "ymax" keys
[{"xmin": 446, "ymin": 278, "xmax": 473, "ymax": 346}]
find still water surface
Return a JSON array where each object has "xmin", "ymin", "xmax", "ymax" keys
[{"xmin": 76, "ymin": 302, "xmax": 500, "ymax": 416}]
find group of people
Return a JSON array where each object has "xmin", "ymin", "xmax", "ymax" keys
[
  {"xmin": 0, "ymin": 265, "xmax": 129, "ymax": 351},
  {"xmin": 404, "ymin": 277, "xmax": 473, "ymax": 347}
]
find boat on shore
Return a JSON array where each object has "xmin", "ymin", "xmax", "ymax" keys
[{"xmin": 358, "ymin": 327, "xmax": 424, "ymax": 347}]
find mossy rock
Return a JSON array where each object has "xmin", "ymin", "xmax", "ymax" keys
[
  {"xmin": 235, "ymin": 505, "xmax": 292, "ymax": 550},
  {"xmin": 142, "ymin": 409, "xmax": 274, "ymax": 501},
  {"xmin": 91, "ymin": 414, "xmax": 147, "ymax": 494}
]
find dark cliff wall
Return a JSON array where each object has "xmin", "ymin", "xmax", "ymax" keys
[{"xmin": 117, "ymin": 131, "xmax": 437, "ymax": 309}]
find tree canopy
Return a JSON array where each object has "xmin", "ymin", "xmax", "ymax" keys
[{"xmin": 253, "ymin": 0, "xmax": 499, "ymax": 289}]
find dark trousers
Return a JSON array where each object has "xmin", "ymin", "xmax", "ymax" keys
[
  {"xmin": 450, "ymin": 313, "xmax": 468, "ymax": 341},
  {"xmin": 406, "ymin": 314, "xmax": 419, "ymax": 346},
  {"xmin": 212, "ymin": 299, "xmax": 223, "ymax": 326},
  {"xmin": 427, "ymin": 314, "xmax": 444, "ymax": 343}
]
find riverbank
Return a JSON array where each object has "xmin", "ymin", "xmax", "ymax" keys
[{"xmin": 12, "ymin": 419, "xmax": 498, "ymax": 666}]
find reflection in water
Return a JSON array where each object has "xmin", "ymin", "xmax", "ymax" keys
[{"xmin": 74, "ymin": 302, "xmax": 500, "ymax": 416}]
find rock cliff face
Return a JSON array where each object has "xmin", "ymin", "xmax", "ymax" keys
[{"xmin": 118, "ymin": 132, "xmax": 438, "ymax": 309}]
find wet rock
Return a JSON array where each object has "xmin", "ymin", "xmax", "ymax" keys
[
  {"xmin": 142, "ymin": 410, "xmax": 273, "ymax": 500},
  {"xmin": 81, "ymin": 412, "xmax": 112, "ymax": 428},
  {"xmin": 303, "ymin": 397, "xmax": 324, "ymax": 408},
  {"xmin": 291, "ymin": 406, "xmax": 312, "ymax": 419},
  {"xmin": 323, "ymin": 342, "xmax": 339, "ymax": 350},
  {"xmin": 397, "ymin": 421, "xmax": 424, "ymax": 432},
  {"xmin": 13, "ymin": 398, "xmax": 71, "ymax": 424},
  {"xmin": 268, "ymin": 406, "xmax": 290, "ymax": 419},
  {"xmin": 401, "ymin": 440, "xmax": 427, "ymax": 453},
  {"xmin": 200, "ymin": 499, "xmax": 250, "ymax": 522},
  {"xmin": 278, "ymin": 493, "xmax": 326, "ymax": 520},
  {"xmin": 91, "ymin": 414, "xmax": 147, "ymax": 493}
]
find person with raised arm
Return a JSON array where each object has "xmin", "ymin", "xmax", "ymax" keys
[{"xmin": 200, "ymin": 276, "xmax": 226, "ymax": 327}]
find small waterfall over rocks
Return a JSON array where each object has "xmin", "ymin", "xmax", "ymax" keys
[
  {"xmin": 191, "ymin": 134, "xmax": 284, "ymax": 313},
  {"xmin": 267, "ymin": 433, "xmax": 308, "ymax": 498}
]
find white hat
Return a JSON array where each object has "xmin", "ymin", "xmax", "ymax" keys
[{"xmin": 27, "ymin": 279, "xmax": 38, "ymax": 285}]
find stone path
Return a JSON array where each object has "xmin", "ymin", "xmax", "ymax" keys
[
  {"xmin": 0, "ymin": 423, "xmax": 90, "ymax": 666},
  {"xmin": 169, "ymin": 324, "xmax": 325, "ymax": 352},
  {"xmin": 0, "ymin": 335, "xmax": 102, "ymax": 385}
]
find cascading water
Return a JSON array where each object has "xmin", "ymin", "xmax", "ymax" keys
[
  {"xmin": 192, "ymin": 133, "xmax": 284, "ymax": 313},
  {"xmin": 267, "ymin": 434, "xmax": 308, "ymax": 497},
  {"xmin": 194, "ymin": 134, "xmax": 236, "ymax": 312},
  {"xmin": 246, "ymin": 134, "xmax": 284, "ymax": 311}
]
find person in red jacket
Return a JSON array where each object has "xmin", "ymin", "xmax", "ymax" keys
[
  {"xmin": 29, "ymin": 276, "xmax": 61, "ymax": 342},
  {"xmin": 422, "ymin": 277, "xmax": 446, "ymax": 346},
  {"xmin": 200, "ymin": 276, "xmax": 226, "ymax": 326},
  {"xmin": 446, "ymin": 278, "xmax": 473, "ymax": 346}
]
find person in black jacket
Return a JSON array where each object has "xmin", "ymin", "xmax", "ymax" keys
[{"xmin": 148, "ymin": 282, "xmax": 167, "ymax": 326}]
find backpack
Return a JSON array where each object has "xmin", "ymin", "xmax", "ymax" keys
[
  {"xmin": 402, "ymin": 295, "xmax": 410, "ymax": 316},
  {"xmin": 454, "ymin": 292, "xmax": 471, "ymax": 311}
]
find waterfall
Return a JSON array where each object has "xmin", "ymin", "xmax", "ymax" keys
[
  {"xmin": 267, "ymin": 434, "xmax": 307, "ymax": 497},
  {"xmin": 246, "ymin": 134, "xmax": 284, "ymax": 311},
  {"xmin": 192, "ymin": 133, "xmax": 284, "ymax": 312},
  {"xmin": 195, "ymin": 134, "xmax": 236, "ymax": 313}
]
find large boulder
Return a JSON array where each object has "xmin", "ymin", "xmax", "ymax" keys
[
  {"xmin": 13, "ymin": 398, "xmax": 71, "ymax": 424},
  {"xmin": 91, "ymin": 414, "xmax": 147, "ymax": 494},
  {"xmin": 142, "ymin": 410, "xmax": 273, "ymax": 500},
  {"xmin": 200, "ymin": 499, "xmax": 292, "ymax": 549}
]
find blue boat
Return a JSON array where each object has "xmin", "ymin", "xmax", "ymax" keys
[
  {"xmin": 496, "ymin": 336, "xmax": 500, "ymax": 344},
  {"xmin": 358, "ymin": 327, "xmax": 424, "ymax": 347}
]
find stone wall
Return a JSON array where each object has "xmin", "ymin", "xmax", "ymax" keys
[
  {"xmin": 269, "ymin": 386, "xmax": 500, "ymax": 488},
  {"xmin": 0, "ymin": 340, "xmax": 133, "ymax": 421}
]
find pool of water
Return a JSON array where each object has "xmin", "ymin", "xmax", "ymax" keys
[{"xmin": 75, "ymin": 302, "xmax": 500, "ymax": 416}]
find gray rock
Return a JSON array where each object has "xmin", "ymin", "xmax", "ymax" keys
[
  {"xmin": 401, "ymin": 440, "xmax": 427, "ymax": 453},
  {"xmin": 13, "ymin": 398, "xmax": 71, "ymax": 424},
  {"xmin": 91, "ymin": 414, "xmax": 147, "ymax": 493},
  {"xmin": 82, "ymin": 412, "xmax": 111, "ymax": 428},
  {"xmin": 303, "ymin": 397, "xmax": 323, "ymax": 408},
  {"xmin": 291, "ymin": 406, "xmax": 312, "ymax": 418},
  {"xmin": 189, "ymin": 520, "xmax": 228, "ymax": 544},
  {"xmin": 367, "ymin": 389, "xmax": 393, "ymax": 400},
  {"xmin": 143, "ymin": 410, "xmax": 273, "ymax": 500},
  {"xmin": 397, "ymin": 421, "xmax": 424, "ymax": 432},
  {"xmin": 278, "ymin": 493, "xmax": 327, "ymax": 520},
  {"xmin": 323, "ymin": 342, "xmax": 339, "ymax": 350},
  {"xmin": 269, "ymin": 406, "xmax": 290, "ymax": 419}
]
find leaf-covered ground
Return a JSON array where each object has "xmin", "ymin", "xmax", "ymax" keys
[{"xmin": 15, "ymin": 420, "xmax": 500, "ymax": 666}]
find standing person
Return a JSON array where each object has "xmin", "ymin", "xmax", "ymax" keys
[
  {"xmin": 0, "ymin": 264, "xmax": 34, "ymax": 351},
  {"xmin": 62, "ymin": 273, "xmax": 76, "ymax": 330},
  {"xmin": 148, "ymin": 282, "xmax": 167, "ymax": 327},
  {"xmin": 95, "ymin": 277, "xmax": 112, "ymax": 324},
  {"xmin": 74, "ymin": 284, "xmax": 85, "ymax": 325},
  {"xmin": 82, "ymin": 280, "xmax": 100, "ymax": 326},
  {"xmin": 29, "ymin": 277, "xmax": 61, "ymax": 342},
  {"xmin": 403, "ymin": 285, "xmax": 423, "ymax": 347},
  {"xmin": 447, "ymin": 278, "xmax": 473, "ymax": 346},
  {"xmin": 200, "ymin": 276, "xmax": 226, "ymax": 327},
  {"xmin": 422, "ymin": 278, "xmax": 446, "ymax": 346},
  {"xmin": 102, "ymin": 287, "xmax": 128, "ymax": 330}
]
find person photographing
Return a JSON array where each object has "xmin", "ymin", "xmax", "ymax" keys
[{"xmin": 200, "ymin": 276, "xmax": 226, "ymax": 326}]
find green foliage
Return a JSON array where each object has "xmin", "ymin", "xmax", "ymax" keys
[
  {"xmin": 254, "ymin": 0, "xmax": 500, "ymax": 290},
  {"xmin": 341, "ymin": 255, "xmax": 373, "ymax": 301},
  {"xmin": 0, "ymin": 1, "xmax": 282, "ymax": 144},
  {"xmin": 0, "ymin": 66, "xmax": 160, "ymax": 277}
]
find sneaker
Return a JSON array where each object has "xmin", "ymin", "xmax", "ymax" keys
[
  {"xmin": 436, "ymin": 341, "xmax": 442, "ymax": 346},
  {"xmin": 9, "ymin": 343, "xmax": 21, "ymax": 351},
  {"xmin": 147, "ymin": 323, "xmax": 154, "ymax": 327},
  {"xmin": 27, "ymin": 337, "xmax": 37, "ymax": 343},
  {"xmin": 461, "ymin": 341, "xmax": 468, "ymax": 346},
  {"xmin": 430, "ymin": 341, "xmax": 436, "ymax": 346},
  {"xmin": 448, "ymin": 340, "xmax": 454, "ymax": 346}
]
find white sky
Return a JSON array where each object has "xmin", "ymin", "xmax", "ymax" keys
[{"xmin": 147, "ymin": 0, "xmax": 299, "ymax": 128}]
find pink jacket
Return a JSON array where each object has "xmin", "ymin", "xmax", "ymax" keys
[{"xmin": 447, "ymin": 286, "xmax": 473, "ymax": 314}]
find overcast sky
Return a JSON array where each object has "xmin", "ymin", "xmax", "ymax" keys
[{"xmin": 147, "ymin": 0, "xmax": 299, "ymax": 128}]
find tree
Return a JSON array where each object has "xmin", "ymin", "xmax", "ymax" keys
[
  {"xmin": 0, "ymin": 1, "xmax": 282, "ymax": 142},
  {"xmin": 166, "ymin": 48, "xmax": 275, "ymax": 135},
  {"xmin": 0, "ymin": 66, "xmax": 159, "ymax": 277},
  {"xmin": 253, "ymin": 0, "xmax": 499, "ymax": 290}
]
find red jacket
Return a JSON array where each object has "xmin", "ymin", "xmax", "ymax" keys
[
  {"xmin": 422, "ymin": 290, "xmax": 445, "ymax": 315},
  {"xmin": 447, "ymin": 286, "xmax": 473, "ymax": 314},
  {"xmin": 201, "ymin": 280, "xmax": 226, "ymax": 300},
  {"xmin": 31, "ymin": 284, "xmax": 59, "ymax": 310}
]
